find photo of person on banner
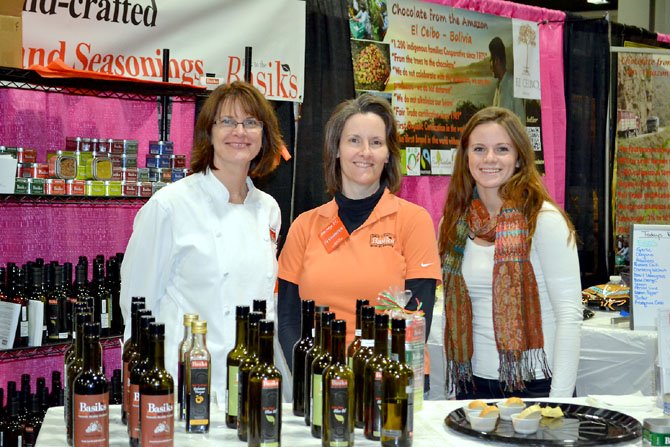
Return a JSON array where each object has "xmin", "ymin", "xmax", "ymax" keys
[{"xmin": 489, "ymin": 36, "xmax": 526, "ymax": 124}]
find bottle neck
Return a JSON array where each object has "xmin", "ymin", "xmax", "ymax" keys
[
  {"xmin": 247, "ymin": 324, "xmax": 260, "ymax": 357},
  {"xmin": 235, "ymin": 316, "xmax": 248, "ymax": 348},
  {"xmin": 361, "ymin": 318, "xmax": 374, "ymax": 341},
  {"xmin": 321, "ymin": 326, "xmax": 332, "ymax": 353},
  {"xmin": 151, "ymin": 335, "xmax": 166, "ymax": 369},
  {"xmin": 192, "ymin": 332, "xmax": 207, "ymax": 350},
  {"xmin": 131, "ymin": 313, "xmax": 142, "ymax": 345},
  {"xmin": 313, "ymin": 320, "xmax": 322, "ymax": 348},
  {"xmin": 332, "ymin": 332, "xmax": 346, "ymax": 364},
  {"xmin": 374, "ymin": 326, "xmax": 388, "ymax": 355},
  {"xmin": 75, "ymin": 320, "xmax": 86, "ymax": 357},
  {"xmin": 83, "ymin": 334, "xmax": 102, "ymax": 373},
  {"xmin": 258, "ymin": 332, "xmax": 274, "ymax": 364},
  {"xmin": 391, "ymin": 328, "xmax": 406, "ymax": 363},
  {"xmin": 301, "ymin": 310, "xmax": 314, "ymax": 339}
]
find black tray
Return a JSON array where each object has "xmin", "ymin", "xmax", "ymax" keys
[{"xmin": 445, "ymin": 401, "xmax": 642, "ymax": 445}]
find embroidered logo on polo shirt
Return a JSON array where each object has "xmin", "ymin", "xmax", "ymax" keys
[{"xmin": 370, "ymin": 233, "xmax": 395, "ymax": 248}]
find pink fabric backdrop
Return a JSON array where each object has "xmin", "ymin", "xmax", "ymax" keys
[{"xmin": 398, "ymin": 0, "xmax": 567, "ymax": 231}]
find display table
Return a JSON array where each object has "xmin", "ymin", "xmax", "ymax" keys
[{"xmin": 36, "ymin": 397, "xmax": 658, "ymax": 446}]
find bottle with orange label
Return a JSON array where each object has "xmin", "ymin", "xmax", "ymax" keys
[
  {"xmin": 248, "ymin": 320, "xmax": 282, "ymax": 447},
  {"xmin": 121, "ymin": 298, "xmax": 146, "ymax": 425},
  {"xmin": 140, "ymin": 322, "xmax": 174, "ymax": 447},
  {"xmin": 185, "ymin": 320, "xmax": 211, "ymax": 433},
  {"xmin": 73, "ymin": 322, "xmax": 109, "ymax": 447}
]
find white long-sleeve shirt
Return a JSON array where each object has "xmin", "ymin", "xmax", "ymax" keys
[
  {"xmin": 120, "ymin": 169, "xmax": 280, "ymax": 407},
  {"xmin": 462, "ymin": 201, "xmax": 582, "ymax": 397}
]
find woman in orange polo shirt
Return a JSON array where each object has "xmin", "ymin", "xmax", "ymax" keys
[{"xmin": 277, "ymin": 93, "xmax": 441, "ymax": 369}]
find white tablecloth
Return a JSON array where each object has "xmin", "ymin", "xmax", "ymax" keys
[{"xmin": 36, "ymin": 396, "xmax": 658, "ymax": 446}]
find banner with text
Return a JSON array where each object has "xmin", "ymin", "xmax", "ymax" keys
[
  {"xmin": 614, "ymin": 51, "xmax": 670, "ymax": 243},
  {"xmin": 22, "ymin": 0, "xmax": 305, "ymax": 102},
  {"xmin": 348, "ymin": 0, "xmax": 543, "ymax": 175}
]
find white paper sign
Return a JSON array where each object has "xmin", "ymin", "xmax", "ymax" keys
[
  {"xmin": 631, "ymin": 224, "xmax": 670, "ymax": 330},
  {"xmin": 0, "ymin": 155, "xmax": 18, "ymax": 193},
  {"xmin": 28, "ymin": 299, "xmax": 44, "ymax": 347},
  {"xmin": 0, "ymin": 301, "xmax": 20, "ymax": 349}
]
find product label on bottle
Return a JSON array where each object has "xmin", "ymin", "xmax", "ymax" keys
[
  {"xmin": 100, "ymin": 303, "xmax": 110, "ymax": 329},
  {"xmin": 187, "ymin": 360, "xmax": 210, "ymax": 427},
  {"xmin": 407, "ymin": 379, "xmax": 414, "ymax": 438},
  {"xmin": 47, "ymin": 298, "xmax": 59, "ymax": 336},
  {"xmin": 123, "ymin": 361, "xmax": 131, "ymax": 414},
  {"xmin": 355, "ymin": 329, "xmax": 361, "ymax": 337},
  {"xmin": 260, "ymin": 378, "xmax": 280, "ymax": 447},
  {"xmin": 228, "ymin": 365, "xmax": 239, "ymax": 416},
  {"xmin": 141, "ymin": 393, "xmax": 174, "ymax": 446},
  {"xmin": 312, "ymin": 374, "xmax": 323, "ymax": 427},
  {"xmin": 361, "ymin": 338, "xmax": 374, "ymax": 348},
  {"xmin": 328, "ymin": 378, "xmax": 350, "ymax": 445},
  {"xmin": 20, "ymin": 319, "xmax": 28, "ymax": 337},
  {"xmin": 73, "ymin": 392, "xmax": 109, "ymax": 446},
  {"xmin": 129, "ymin": 383, "xmax": 140, "ymax": 439},
  {"xmin": 372, "ymin": 372, "xmax": 383, "ymax": 437}
]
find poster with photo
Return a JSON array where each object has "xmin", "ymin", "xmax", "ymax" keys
[{"xmin": 348, "ymin": 0, "xmax": 544, "ymax": 175}]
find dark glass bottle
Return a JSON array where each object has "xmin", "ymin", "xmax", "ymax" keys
[
  {"xmin": 128, "ymin": 314, "xmax": 155, "ymax": 446},
  {"xmin": 4, "ymin": 396, "xmax": 24, "ymax": 447},
  {"xmin": 64, "ymin": 302, "xmax": 91, "ymax": 371},
  {"xmin": 121, "ymin": 301, "xmax": 147, "ymax": 425},
  {"xmin": 248, "ymin": 320, "xmax": 282, "ymax": 447},
  {"xmin": 346, "ymin": 299, "xmax": 369, "ymax": 368},
  {"xmin": 310, "ymin": 311, "xmax": 335, "ymax": 438},
  {"xmin": 28, "ymin": 266, "xmax": 48, "ymax": 344},
  {"xmin": 22, "ymin": 393, "xmax": 44, "ymax": 446},
  {"xmin": 50, "ymin": 370, "xmax": 64, "ymax": 407},
  {"xmin": 73, "ymin": 322, "xmax": 109, "ymax": 447},
  {"xmin": 66, "ymin": 311, "xmax": 93, "ymax": 445},
  {"xmin": 292, "ymin": 299, "xmax": 315, "ymax": 417},
  {"xmin": 68, "ymin": 266, "xmax": 92, "ymax": 338},
  {"xmin": 139, "ymin": 323, "xmax": 174, "ymax": 447},
  {"xmin": 47, "ymin": 264, "xmax": 69, "ymax": 342},
  {"xmin": 90, "ymin": 262, "xmax": 111, "ymax": 336},
  {"xmin": 8, "ymin": 267, "xmax": 29, "ymax": 348},
  {"xmin": 185, "ymin": 320, "xmax": 211, "ymax": 433},
  {"xmin": 304, "ymin": 306, "xmax": 331, "ymax": 427},
  {"xmin": 353, "ymin": 305, "xmax": 376, "ymax": 427},
  {"xmin": 177, "ymin": 313, "xmax": 198, "ymax": 421},
  {"xmin": 323, "ymin": 319, "xmax": 355, "ymax": 447},
  {"xmin": 252, "ymin": 299, "xmax": 267, "ymax": 319},
  {"xmin": 110, "ymin": 369, "xmax": 123, "ymax": 405},
  {"xmin": 364, "ymin": 313, "xmax": 391, "ymax": 440},
  {"xmin": 106, "ymin": 257, "xmax": 123, "ymax": 336},
  {"xmin": 225, "ymin": 305, "xmax": 249, "ymax": 429},
  {"xmin": 0, "ymin": 266, "xmax": 7, "ymax": 299},
  {"xmin": 382, "ymin": 319, "xmax": 414, "ymax": 447},
  {"xmin": 236, "ymin": 310, "xmax": 263, "ymax": 441}
]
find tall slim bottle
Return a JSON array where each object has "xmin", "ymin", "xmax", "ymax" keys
[
  {"xmin": 381, "ymin": 318, "xmax": 414, "ymax": 447},
  {"xmin": 185, "ymin": 320, "xmax": 211, "ymax": 433},
  {"xmin": 90, "ymin": 263, "xmax": 111, "ymax": 337},
  {"xmin": 310, "ymin": 311, "xmax": 335, "ymax": 438},
  {"xmin": 237, "ymin": 311, "xmax": 263, "ymax": 441},
  {"xmin": 248, "ymin": 320, "xmax": 282, "ymax": 447},
  {"xmin": 347, "ymin": 299, "xmax": 369, "ymax": 368},
  {"xmin": 73, "ymin": 322, "xmax": 109, "ymax": 447},
  {"xmin": 121, "ymin": 300, "xmax": 146, "ymax": 425},
  {"xmin": 353, "ymin": 305, "xmax": 376, "ymax": 427},
  {"xmin": 304, "ymin": 306, "xmax": 331, "ymax": 427},
  {"xmin": 128, "ymin": 314, "xmax": 155, "ymax": 446},
  {"xmin": 47, "ymin": 265, "xmax": 69, "ymax": 342},
  {"xmin": 8, "ymin": 267, "xmax": 29, "ymax": 348},
  {"xmin": 292, "ymin": 299, "xmax": 315, "ymax": 416},
  {"xmin": 225, "ymin": 305, "xmax": 249, "ymax": 428},
  {"xmin": 66, "ymin": 311, "xmax": 93, "ymax": 446},
  {"xmin": 323, "ymin": 319, "xmax": 354, "ymax": 447},
  {"xmin": 177, "ymin": 313, "xmax": 199, "ymax": 421},
  {"xmin": 364, "ymin": 313, "xmax": 391, "ymax": 440},
  {"xmin": 139, "ymin": 323, "xmax": 174, "ymax": 447}
]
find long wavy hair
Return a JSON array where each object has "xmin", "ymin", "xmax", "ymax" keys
[{"xmin": 438, "ymin": 106, "xmax": 575, "ymax": 257}]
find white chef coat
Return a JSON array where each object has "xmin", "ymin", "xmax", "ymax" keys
[
  {"xmin": 120, "ymin": 168, "xmax": 280, "ymax": 408},
  {"xmin": 461, "ymin": 201, "xmax": 582, "ymax": 397}
]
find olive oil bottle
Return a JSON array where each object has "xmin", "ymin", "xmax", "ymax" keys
[
  {"xmin": 292, "ymin": 299, "xmax": 315, "ymax": 417},
  {"xmin": 237, "ymin": 311, "xmax": 263, "ymax": 441},
  {"xmin": 248, "ymin": 320, "xmax": 282, "ymax": 447},
  {"xmin": 128, "ymin": 314, "xmax": 155, "ymax": 447},
  {"xmin": 140, "ymin": 323, "xmax": 174, "ymax": 447},
  {"xmin": 177, "ymin": 313, "xmax": 199, "ymax": 420},
  {"xmin": 73, "ymin": 322, "xmax": 109, "ymax": 447},
  {"xmin": 364, "ymin": 313, "xmax": 390, "ymax": 440},
  {"xmin": 185, "ymin": 320, "xmax": 211, "ymax": 433},
  {"xmin": 323, "ymin": 319, "xmax": 355, "ymax": 447},
  {"xmin": 121, "ymin": 299, "xmax": 146, "ymax": 425},
  {"xmin": 381, "ymin": 318, "xmax": 414, "ymax": 447},
  {"xmin": 304, "ymin": 307, "xmax": 331, "ymax": 427},
  {"xmin": 310, "ymin": 311, "xmax": 335, "ymax": 438},
  {"xmin": 353, "ymin": 305, "xmax": 376, "ymax": 428},
  {"xmin": 225, "ymin": 305, "xmax": 249, "ymax": 429},
  {"xmin": 65, "ymin": 311, "xmax": 93, "ymax": 446},
  {"xmin": 346, "ymin": 299, "xmax": 369, "ymax": 368}
]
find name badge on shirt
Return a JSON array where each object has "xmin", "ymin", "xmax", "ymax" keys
[{"xmin": 319, "ymin": 216, "xmax": 349, "ymax": 253}]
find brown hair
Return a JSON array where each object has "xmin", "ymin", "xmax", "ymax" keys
[
  {"xmin": 323, "ymin": 93, "xmax": 401, "ymax": 195},
  {"xmin": 190, "ymin": 81, "xmax": 284, "ymax": 178},
  {"xmin": 438, "ymin": 106, "xmax": 574, "ymax": 256}
]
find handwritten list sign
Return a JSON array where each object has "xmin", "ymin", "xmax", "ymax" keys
[{"xmin": 631, "ymin": 224, "xmax": 670, "ymax": 330}]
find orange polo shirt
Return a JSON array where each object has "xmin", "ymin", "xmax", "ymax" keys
[{"xmin": 278, "ymin": 189, "xmax": 441, "ymax": 345}]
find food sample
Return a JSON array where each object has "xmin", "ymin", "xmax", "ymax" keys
[
  {"xmin": 541, "ymin": 406, "xmax": 564, "ymax": 418},
  {"xmin": 504, "ymin": 397, "xmax": 524, "ymax": 406},
  {"xmin": 518, "ymin": 404, "xmax": 542, "ymax": 419},
  {"xmin": 467, "ymin": 400, "xmax": 487, "ymax": 410},
  {"xmin": 479, "ymin": 405, "xmax": 500, "ymax": 418}
]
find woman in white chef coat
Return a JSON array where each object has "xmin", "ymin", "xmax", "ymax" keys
[{"xmin": 120, "ymin": 81, "xmax": 285, "ymax": 407}]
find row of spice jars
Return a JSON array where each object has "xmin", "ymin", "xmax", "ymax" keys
[{"xmin": 14, "ymin": 178, "xmax": 169, "ymax": 197}]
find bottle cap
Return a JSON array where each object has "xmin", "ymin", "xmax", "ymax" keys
[
  {"xmin": 259, "ymin": 319, "xmax": 274, "ymax": 333},
  {"xmin": 375, "ymin": 313, "xmax": 389, "ymax": 327},
  {"xmin": 253, "ymin": 299, "xmax": 266, "ymax": 313},
  {"xmin": 248, "ymin": 311, "xmax": 263, "ymax": 324},
  {"xmin": 236, "ymin": 305, "xmax": 250, "ymax": 318},
  {"xmin": 83, "ymin": 322, "xmax": 101, "ymax": 336},
  {"xmin": 182, "ymin": 313, "xmax": 199, "ymax": 326},
  {"xmin": 192, "ymin": 320, "xmax": 208, "ymax": 334},
  {"xmin": 321, "ymin": 311, "xmax": 335, "ymax": 325},
  {"xmin": 149, "ymin": 322, "xmax": 165, "ymax": 336},
  {"xmin": 302, "ymin": 299, "xmax": 315, "ymax": 312},
  {"xmin": 356, "ymin": 299, "xmax": 370, "ymax": 310},
  {"xmin": 131, "ymin": 296, "xmax": 146, "ymax": 304},
  {"xmin": 76, "ymin": 311, "xmax": 93, "ymax": 325},
  {"xmin": 140, "ymin": 315, "xmax": 156, "ymax": 329},
  {"xmin": 316, "ymin": 305, "xmax": 330, "ymax": 313},
  {"xmin": 391, "ymin": 318, "xmax": 406, "ymax": 330},
  {"xmin": 361, "ymin": 305, "xmax": 375, "ymax": 319},
  {"xmin": 331, "ymin": 319, "xmax": 346, "ymax": 333}
]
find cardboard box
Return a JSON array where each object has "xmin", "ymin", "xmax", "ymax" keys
[{"xmin": 0, "ymin": 0, "xmax": 23, "ymax": 68}]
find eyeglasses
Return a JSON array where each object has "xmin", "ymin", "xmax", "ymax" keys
[{"xmin": 213, "ymin": 116, "xmax": 263, "ymax": 131}]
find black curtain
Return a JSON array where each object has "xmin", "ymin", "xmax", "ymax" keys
[{"xmin": 563, "ymin": 15, "xmax": 610, "ymax": 287}]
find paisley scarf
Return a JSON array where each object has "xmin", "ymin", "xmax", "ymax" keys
[{"xmin": 443, "ymin": 195, "xmax": 550, "ymax": 394}]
